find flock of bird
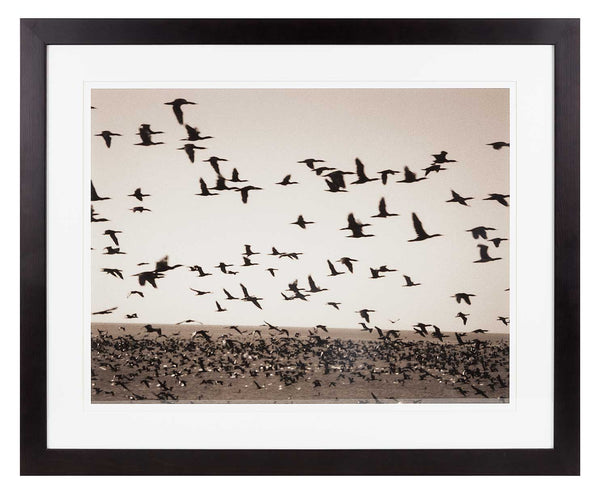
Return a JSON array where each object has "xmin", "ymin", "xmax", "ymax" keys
[{"xmin": 91, "ymin": 95, "xmax": 510, "ymax": 402}]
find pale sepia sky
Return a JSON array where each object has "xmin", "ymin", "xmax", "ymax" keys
[{"xmin": 91, "ymin": 88, "xmax": 509, "ymax": 332}]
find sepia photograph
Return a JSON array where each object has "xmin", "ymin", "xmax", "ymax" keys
[{"xmin": 90, "ymin": 87, "xmax": 510, "ymax": 404}]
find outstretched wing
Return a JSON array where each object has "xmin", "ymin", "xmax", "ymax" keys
[
  {"xmin": 240, "ymin": 283, "xmax": 250, "ymax": 298},
  {"xmin": 173, "ymin": 105, "xmax": 184, "ymax": 125},
  {"xmin": 412, "ymin": 213, "xmax": 427, "ymax": 237},
  {"xmin": 355, "ymin": 158, "xmax": 367, "ymax": 180}
]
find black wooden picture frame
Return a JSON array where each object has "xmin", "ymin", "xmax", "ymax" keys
[{"xmin": 20, "ymin": 18, "xmax": 580, "ymax": 475}]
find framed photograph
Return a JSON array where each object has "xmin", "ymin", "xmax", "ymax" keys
[{"xmin": 21, "ymin": 18, "xmax": 579, "ymax": 474}]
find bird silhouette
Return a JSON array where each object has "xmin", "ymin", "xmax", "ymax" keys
[
  {"xmin": 104, "ymin": 246, "xmax": 126, "ymax": 255},
  {"xmin": 432, "ymin": 151, "xmax": 456, "ymax": 163},
  {"xmin": 409, "ymin": 213, "xmax": 442, "ymax": 242},
  {"xmin": 143, "ymin": 324, "xmax": 163, "ymax": 336},
  {"xmin": 307, "ymin": 275, "xmax": 327, "ymax": 293},
  {"xmin": 403, "ymin": 275, "xmax": 420, "ymax": 287},
  {"xmin": 378, "ymin": 169, "xmax": 400, "ymax": 185},
  {"xmin": 223, "ymin": 289, "xmax": 238, "ymax": 300},
  {"xmin": 372, "ymin": 197, "xmax": 398, "ymax": 218},
  {"xmin": 325, "ymin": 170, "xmax": 353, "ymax": 189},
  {"xmin": 102, "ymin": 229, "xmax": 121, "ymax": 246},
  {"xmin": 351, "ymin": 158, "xmax": 377, "ymax": 184},
  {"xmin": 101, "ymin": 268, "xmax": 123, "ymax": 279},
  {"xmin": 446, "ymin": 190, "xmax": 473, "ymax": 206},
  {"xmin": 397, "ymin": 166, "xmax": 427, "ymax": 183},
  {"xmin": 456, "ymin": 312, "xmax": 469, "ymax": 325},
  {"xmin": 342, "ymin": 213, "xmax": 373, "ymax": 238},
  {"xmin": 240, "ymin": 283, "xmax": 263, "ymax": 309},
  {"xmin": 498, "ymin": 316, "xmax": 509, "ymax": 326},
  {"xmin": 190, "ymin": 288, "xmax": 212, "ymax": 296},
  {"xmin": 135, "ymin": 124, "xmax": 164, "ymax": 146},
  {"xmin": 467, "ymin": 226, "xmax": 496, "ymax": 240},
  {"xmin": 154, "ymin": 255, "xmax": 182, "ymax": 273},
  {"xmin": 91, "ymin": 182, "xmax": 110, "ymax": 201},
  {"xmin": 178, "ymin": 144, "xmax": 206, "ymax": 163},
  {"xmin": 189, "ymin": 265, "xmax": 212, "ymax": 277},
  {"xmin": 266, "ymin": 268, "xmax": 278, "ymax": 277},
  {"xmin": 128, "ymin": 188, "xmax": 150, "ymax": 201},
  {"xmin": 130, "ymin": 206, "xmax": 151, "ymax": 213},
  {"xmin": 337, "ymin": 257, "xmax": 357, "ymax": 273},
  {"xmin": 182, "ymin": 124, "xmax": 212, "ymax": 141},
  {"xmin": 474, "ymin": 244, "xmax": 502, "ymax": 263},
  {"xmin": 236, "ymin": 186, "xmax": 262, "ymax": 204},
  {"xmin": 203, "ymin": 156, "xmax": 228, "ymax": 175},
  {"xmin": 210, "ymin": 176, "xmax": 234, "ymax": 191},
  {"xmin": 133, "ymin": 270, "xmax": 164, "ymax": 288},
  {"xmin": 215, "ymin": 262, "xmax": 233, "ymax": 274},
  {"xmin": 230, "ymin": 168, "xmax": 247, "ymax": 183},
  {"xmin": 298, "ymin": 158, "xmax": 325, "ymax": 170},
  {"xmin": 215, "ymin": 301, "xmax": 227, "ymax": 312},
  {"xmin": 356, "ymin": 309, "xmax": 375, "ymax": 322},
  {"xmin": 454, "ymin": 332, "xmax": 465, "ymax": 345},
  {"xmin": 276, "ymin": 174, "xmax": 298, "ymax": 186},
  {"xmin": 243, "ymin": 245, "xmax": 260, "ymax": 257},
  {"xmin": 324, "ymin": 178, "xmax": 348, "ymax": 193},
  {"xmin": 291, "ymin": 215, "xmax": 314, "ymax": 229},
  {"xmin": 95, "ymin": 130, "xmax": 121, "ymax": 148},
  {"xmin": 92, "ymin": 306, "xmax": 117, "ymax": 315},
  {"xmin": 452, "ymin": 293, "xmax": 476, "ymax": 305},
  {"xmin": 241, "ymin": 256, "xmax": 258, "ymax": 267},
  {"xmin": 472, "ymin": 329, "xmax": 489, "ymax": 334},
  {"xmin": 422, "ymin": 163, "xmax": 447, "ymax": 176},
  {"xmin": 313, "ymin": 166, "xmax": 335, "ymax": 176},
  {"xmin": 327, "ymin": 302, "xmax": 341, "ymax": 310},
  {"xmin": 128, "ymin": 290, "xmax": 144, "ymax": 298},
  {"xmin": 487, "ymin": 141, "xmax": 509, "ymax": 150},
  {"xmin": 91, "ymin": 206, "xmax": 108, "ymax": 222},
  {"xmin": 484, "ymin": 193, "xmax": 510, "ymax": 207},
  {"xmin": 488, "ymin": 237, "xmax": 508, "ymax": 248},
  {"xmin": 327, "ymin": 260, "xmax": 344, "ymax": 277},
  {"xmin": 165, "ymin": 98, "xmax": 196, "ymax": 125},
  {"xmin": 370, "ymin": 268, "xmax": 383, "ymax": 279},
  {"xmin": 196, "ymin": 178, "xmax": 218, "ymax": 197}
]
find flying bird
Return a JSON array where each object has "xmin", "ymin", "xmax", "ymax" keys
[
  {"xmin": 372, "ymin": 197, "xmax": 398, "ymax": 218},
  {"xmin": 178, "ymin": 144, "xmax": 206, "ymax": 163},
  {"xmin": 101, "ymin": 268, "xmax": 123, "ymax": 279},
  {"xmin": 130, "ymin": 206, "xmax": 151, "ymax": 213},
  {"xmin": 397, "ymin": 166, "xmax": 427, "ymax": 184},
  {"xmin": 342, "ymin": 213, "xmax": 373, "ymax": 238},
  {"xmin": 487, "ymin": 141, "xmax": 509, "ymax": 150},
  {"xmin": 402, "ymin": 275, "xmax": 420, "ymax": 287},
  {"xmin": 378, "ymin": 169, "xmax": 400, "ymax": 185},
  {"xmin": 409, "ymin": 213, "xmax": 442, "ymax": 242},
  {"xmin": 102, "ymin": 229, "xmax": 121, "ymax": 246},
  {"xmin": 484, "ymin": 193, "xmax": 510, "ymax": 207},
  {"xmin": 467, "ymin": 226, "xmax": 496, "ymax": 240},
  {"xmin": 95, "ymin": 130, "xmax": 121, "ymax": 148},
  {"xmin": 92, "ymin": 306, "xmax": 117, "ymax": 315},
  {"xmin": 432, "ymin": 151, "xmax": 456, "ymax": 163},
  {"xmin": 456, "ymin": 312, "xmax": 469, "ymax": 325},
  {"xmin": 351, "ymin": 158, "xmax": 377, "ymax": 184},
  {"xmin": 356, "ymin": 309, "xmax": 375, "ymax": 323},
  {"xmin": 298, "ymin": 158, "xmax": 325, "ymax": 169},
  {"xmin": 91, "ymin": 182, "xmax": 110, "ymax": 201},
  {"xmin": 337, "ymin": 257, "xmax": 357, "ymax": 273},
  {"xmin": 128, "ymin": 188, "xmax": 150, "ymax": 201},
  {"xmin": 182, "ymin": 124, "xmax": 212, "ymax": 141},
  {"xmin": 215, "ymin": 301, "xmax": 227, "ymax": 312},
  {"xmin": 452, "ymin": 293, "xmax": 476, "ymax": 305},
  {"xmin": 236, "ymin": 186, "xmax": 262, "ymax": 204},
  {"xmin": 190, "ymin": 288, "xmax": 212, "ymax": 296},
  {"xmin": 196, "ymin": 178, "xmax": 218, "ymax": 197},
  {"xmin": 446, "ymin": 190, "xmax": 473, "ymax": 206},
  {"xmin": 203, "ymin": 156, "xmax": 228, "ymax": 175},
  {"xmin": 135, "ymin": 124, "xmax": 164, "ymax": 146},
  {"xmin": 327, "ymin": 260, "xmax": 344, "ymax": 277},
  {"xmin": 276, "ymin": 174, "xmax": 298, "ymax": 186},
  {"xmin": 489, "ymin": 237, "xmax": 508, "ymax": 248},
  {"xmin": 291, "ymin": 215, "xmax": 314, "ymax": 229},
  {"xmin": 165, "ymin": 98, "xmax": 196, "ymax": 125},
  {"xmin": 474, "ymin": 244, "xmax": 502, "ymax": 263}
]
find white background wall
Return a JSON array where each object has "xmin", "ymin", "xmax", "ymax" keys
[{"xmin": 1, "ymin": 0, "xmax": 596, "ymax": 492}]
